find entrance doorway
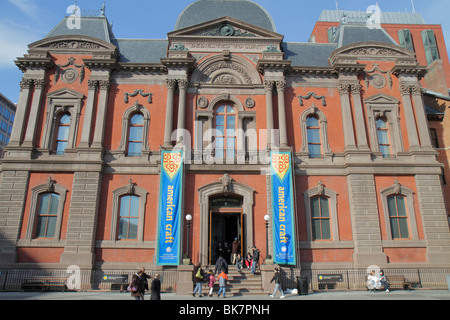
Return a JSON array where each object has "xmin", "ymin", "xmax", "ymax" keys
[{"xmin": 209, "ymin": 196, "xmax": 243, "ymax": 265}]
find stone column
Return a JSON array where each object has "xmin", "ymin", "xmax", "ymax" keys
[
  {"xmin": 9, "ymin": 79, "xmax": 33, "ymax": 147},
  {"xmin": 163, "ymin": 79, "xmax": 177, "ymax": 148},
  {"xmin": 264, "ymin": 80, "xmax": 274, "ymax": 149},
  {"xmin": 347, "ymin": 174, "xmax": 386, "ymax": 266},
  {"xmin": 415, "ymin": 174, "xmax": 450, "ymax": 264},
  {"xmin": 0, "ymin": 171, "xmax": 30, "ymax": 264},
  {"xmin": 276, "ymin": 80, "xmax": 288, "ymax": 149},
  {"xmin": 60, "ymin": 171, "xmax": 102, "ymax": 267},
  {"xmin": 22, "ymin": 79, "xmax": 46, "ymax": 149},
  {"xmin": 399, "ymin": 83, "xmax": 420, "ymax": 151},
  {"xmin": 92, "ymin": 80, "xmax": 111, "ymax": 149},
  {"xmin": 337, "ymin": 83, "xmax": 357, "ymax": 150},
  {"xmin": 350, "ymin": 84, "xmax": 369, "ymax": 150},
  {"xmin": 176, "ymin": 79, "xmax": 189, "ymax": 144},
  {"xmin": 411, "ymin": 85, "xmax": 433, "ymax": 149},
  {"xmin": 78, "ymin": 80, "xmax": 98, "ymax": 148}
]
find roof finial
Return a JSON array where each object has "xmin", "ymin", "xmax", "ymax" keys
[{"xmin": 100, "ymin": 2, "xmax": 106, "ymax": 17}]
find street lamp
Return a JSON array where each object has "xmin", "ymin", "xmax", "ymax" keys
[
  {"xmin": 185, "ymin": 214, "xmax": 192, "ymax": 259},
  {"xmin": 264, "ymin": 214, "xmax": 270, "ymax": 261}
]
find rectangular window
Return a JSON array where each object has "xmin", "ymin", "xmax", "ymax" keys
[
  {"xmin": 118, "ymin": 195, "xmax": 139, "ymax": 240},
  {"xmin": 398, "ymin": 29, "xmax": 415, "ymax": 52},
  {"xmin": 387, "ymin": 195, "xmax": 410, "ymax": 239},
  {"xmin": 310, "ymin": 196, "xmax": 331, "ymax": 240},
  {"xmin": 35, "ymin": 193, "xmax": 59, "ymax": 238},
  {"xmin": 430, "ymin": 128, "xmax": 439, "ymax": 148},
  {"xmin": 422, "ymin": 30, "xmax": 440, "ymax": 65},
  {"xmin": 327, "ymin": 27, "xmax": 338, "ymax": 43},
  {"xmin": 307, "ymin": 116, "xmax": 321, "ymax": 159}
]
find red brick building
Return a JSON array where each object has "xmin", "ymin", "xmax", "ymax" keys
[{"xmin": 1, "ymin": 1, "xmax": 449, "ymax": 292}]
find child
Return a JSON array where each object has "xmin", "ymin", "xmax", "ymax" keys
[
  {"xmin": 207, "ymin": 270, "xmax": 215, "ymax": 297},
  {"xmin": 217, "ymin": 269, "xmax": 228, "ymax": 298}
]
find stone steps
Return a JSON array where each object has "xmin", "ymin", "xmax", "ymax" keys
[{"xmin": 202, "ymin": 267, "xmax": 265, "ymax": 296}]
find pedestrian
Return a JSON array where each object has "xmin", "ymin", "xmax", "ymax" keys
[
  {"xmin": 245, "ymin": 252, "xmax": 252, "ymax": 269},
  {"xmin": 251, "ymin": 245, "xmax": 260, "ymax": 275},
  {"xmin": 192, "ymin": 262, "xmax": 204, "ymax": 297},
  {"xmin": 231, "ymin": 237, "xmax": 241, "ymax": 265},
  {"xmin": 150, "ymin": 273, "xmax": 161, "ymax": 300},
  {"xmin": 129, "ymin": 270, "xmax": 145, "ymax": 300},
  {"xmin": 379, "ymin": 270, "xmax": 390, "ymax": 293},
  {"xmin": 207, "ymin": 270, "xmax": 216, "ymax": 297},
  {"xmin": 235, "ymin": 253, "xmax": 243, "ymax": 272},
  {"xmin": 217, "ymin": 269, "xmax": 228, "ymax": 298},
  {"xmin": 215, "ymin": 254, "xmax": 228, "ymax": 275},
  {"xmin": 140, "ymin": 267, "xmax": 151, "ymax": 292},
  {"xmin": 269, "ymin": 268, "xmax": 285, "ymax": 299},
  {"xmin": 367, "ymin": 270, "xmax": 381, "ymax": 292}
]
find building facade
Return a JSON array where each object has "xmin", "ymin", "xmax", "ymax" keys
[
  {"xmin": 0, "ymin": 93, "xmax": 16, "ymax": 158},
  {"xmin": 1, "ymin": 0, "xmax": 450, "ymax": 291}
]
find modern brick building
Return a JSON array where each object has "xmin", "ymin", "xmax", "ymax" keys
[
  {"xmin": 0, "ymin": 93, "xmax": 16, "ymax": 159},
  {"xmin": 1, "ymin": 1, "xmax": 449, "ymax": 292}
]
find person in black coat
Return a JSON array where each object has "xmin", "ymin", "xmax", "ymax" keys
[{"xmin": 150, "ymin": 273, "xmax": 161, "ymax": 300}]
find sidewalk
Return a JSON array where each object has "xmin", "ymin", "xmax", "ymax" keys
[{"xmin": 0, "ymin": 289, "xmax": 449, "ymax": 300}]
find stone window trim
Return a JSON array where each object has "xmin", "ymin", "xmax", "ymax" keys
[
  {"xmin": 303, "ymin": 182, "xmax": 339, "ymax": 242},
  {"xmin": 110, "ymin": 183, "xmax": 148, "ymax": 242},
  {"xmin": 380, "ymin": 181, "xmax": 419, "ymax": 241},
  {"xmin": 25, "ymin": 180, "xmax": 68, "ymax": 241},
  {"xmin": 299, "ymin": 105, "xmax": 332, "ymax": 157},
  {"xmin": 194, "ymin": 93, "xmax": 256, "ymax": 161},
  {"xmin": 117, "ymin": 101, "xmax": 151, "ymax": 157},
  {"xmin": 41, "ymin": 88, "xmax": 83, "ymax": 154},
  {"xmin": 364, "ymin": 93, "xmax": 404, "ymax": 156}
]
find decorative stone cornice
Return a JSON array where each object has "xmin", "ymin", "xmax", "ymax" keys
[{"xmin": 15, "ymin": 56, "xmax": 54, "ymax": 72}]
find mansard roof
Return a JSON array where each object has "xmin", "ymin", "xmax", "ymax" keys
[
  {"xmin": 330, "ymin": 24, "xmax": 398, "ymax": 47},
  {"xmin": 45, "ymin": 16, "xmax": 115, "ymax": 43},
  {"xmin": 174, "ymin": 0, "xmax": 276, "ymax": 32}
]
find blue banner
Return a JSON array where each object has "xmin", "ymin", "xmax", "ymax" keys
[
  {"xmin": 157, "ymin": 150, "xmax": 184, "ymax": 266},
  {"xmin": 270, "ymin": 151, "xmax": 296, "ymax": 265}
]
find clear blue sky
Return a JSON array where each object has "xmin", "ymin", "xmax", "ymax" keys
[{"xmin": 1, "ymin": 0, "xmax": 449, "ymax": 103}]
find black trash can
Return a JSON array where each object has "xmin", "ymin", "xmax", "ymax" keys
[{"xmin": 297, "ymin": 276, "xmax": 309, "ymax": 295}]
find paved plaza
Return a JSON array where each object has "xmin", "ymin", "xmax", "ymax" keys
[{"xmin": 0, "ymin": 289, "xmax": 449, "ymax": 300}]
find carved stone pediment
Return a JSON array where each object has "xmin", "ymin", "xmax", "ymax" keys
[
  {"xmin": 169, "ymin": 16, "xmax": 283, "ymax": 39},
  {"xmin": 167, "ymin": 17, "xmax": 283, "ymax": 54},
  {"xmin": 330, "ymin": 42, "xmax": 416, "ymax": 65},
  {"xmin": 27, "ymin": 35, "xmax": 117, "ymax": 53}
]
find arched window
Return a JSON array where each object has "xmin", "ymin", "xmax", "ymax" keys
[
  {"xmin": 35, "ymin": 193, "xmax": 60, "ymax": 238},
  {"xmin": 376, "ymin": 117, "xmax": 391, "ymax": 158},
  {"xmin": 310, "ymin": 196, "xmax": 331, "ymax": 240},
  {"xmin": 215, "ymin": 104, "xmax": 236, "ymax": 160},
  {"xmin": 55, "ymin": 113, "xmax": 71, "ymax": 155},
  {"xmin": 118, "ymin": 195, "xmax": 140, "ymax": 240},
  {"xmin": 127, "ymin": 113, "xmax": 144, "ymax": 156},
  {"xmin": 387, "ymin": 195, "xmax": 410, "ymax": 239},
  {"xmin": 307, "ymin": 115, "xmax": 321, "ymax": 158}
]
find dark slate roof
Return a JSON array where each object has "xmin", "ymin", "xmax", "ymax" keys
[
  {"xmin": 331, "ymin": 24, "xmax": 398, "ymax": 47},
  {"xmin": 45, "ymin": 16, "xmax": 115, "ymax": 43},
  {"xmin": 283, "ymin": 42, "xmax": 336, "ymax": 67},
  {"xmin": 112, "ymin": 39, "xmax": 168, "ymax": 63},
  {"xmin": 175, "ymin": 0, "xmax": 276, "ymax": 32}
]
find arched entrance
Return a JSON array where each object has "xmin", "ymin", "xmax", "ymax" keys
[
  {"xmin": 198, "ymin": 179, "xmax": 255, "ymax": 266},
  {"xmin": 209, "ymin": 195, "xmax": 243, "ymax": 264}
]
